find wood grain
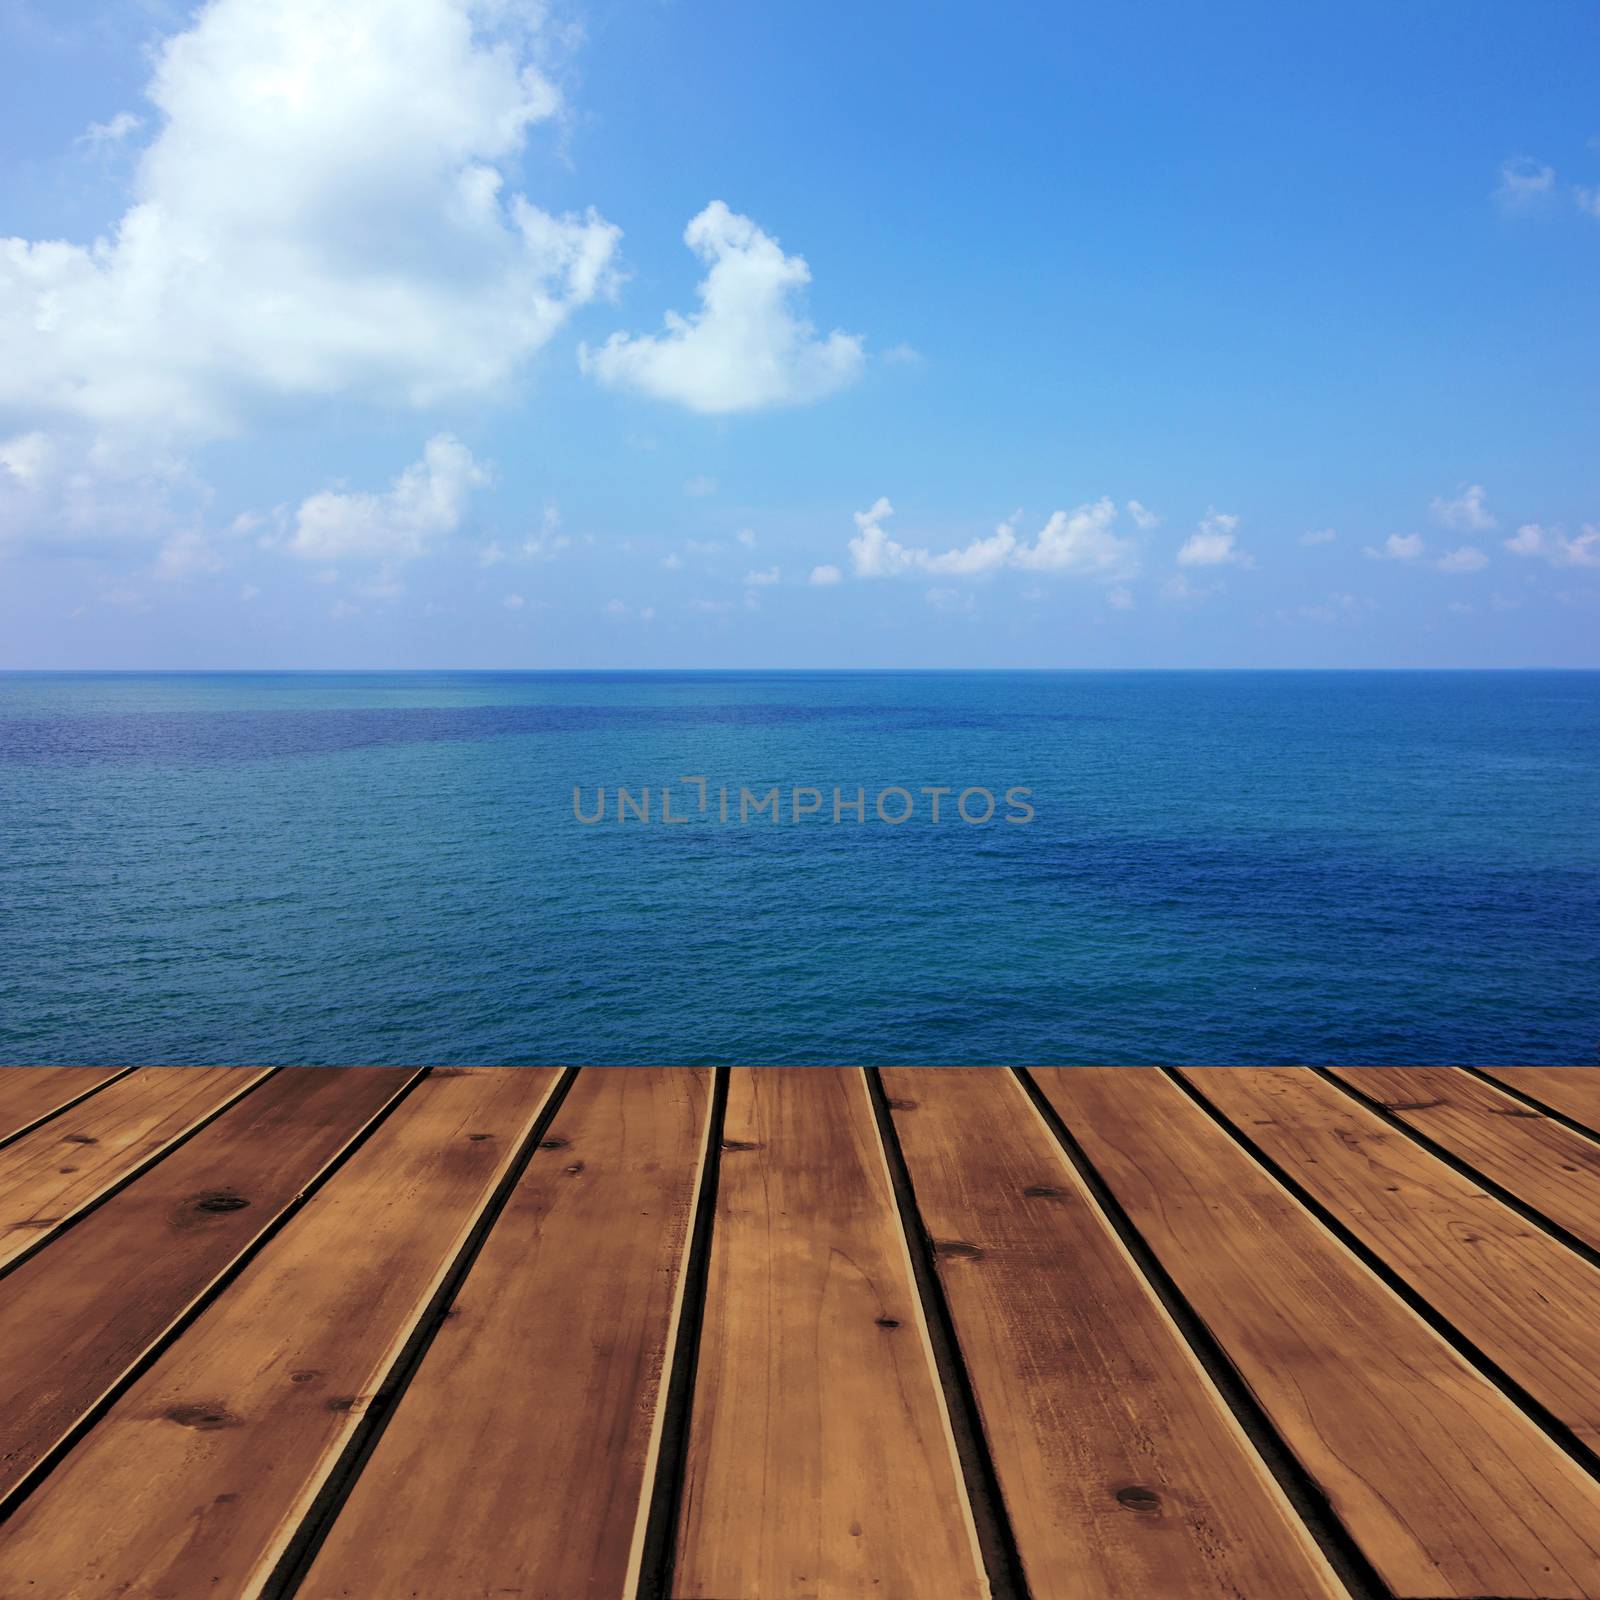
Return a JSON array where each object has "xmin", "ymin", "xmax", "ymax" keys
[
  {"xmin": 0, "ymin": 1068, "xmax": 125, "ymax": 1143},
  {"xmin": 1327, "ymin": 1065, "xmax": 1600, "ymax": 1254},
  {"xmin": 0, "ymin": 1066, "xmax": 562, "ymax": 1600},
  {"xmin": 671, "ymin": 1067, "xmax": 987, "ymax": 1600},
  {"xmin": 1185, "ymin": 1066, "xmax": 1600, "ymax": 1451},
  {"xmin": 297, "ymin": 1066, "xmax": 714, "ymax": 1600},
  {"xmin": 882, "ymin": 1067, "xmax": 1346, "ymax": 1600},
  {"xmin": 1478, "ymin": 1068, "xmax": 1600, "ymax": 1135},
  {"xmin": 0, "ymin": 1067, "xmax": 416, "ymax": 1501},
  {"xmin": 1035, "ymin": 1066, "xmax": 1600, "ymax": 1600},
  {"xmin": 0, "ymin": 1066, "xmax": 271, "ymax": 1269}
]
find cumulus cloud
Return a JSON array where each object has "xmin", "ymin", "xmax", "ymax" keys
[
  {"xmin": 1505, "ymin": 522, "xmax": 1600, "ymax": 567},
  {"xmin": 683, "ymin": 475, "xmax": 719, "ymax": 497},
  {"xmin": 1364, "ymin": 533, "xmax": 1425, "ymax": 561},
  {"xmin": 743, "ymin": 566, "xmax": 780, "ymax": 586},
  {"xmin": 1, "ymin": 0, "xmax": 619, "ymax": 440},
  {"xmin": 846, "ymin": 496, "xmax": 1139, "ymax": 582},
  {"xmin": 809, "ymin": 563, "xmax": 842, "ymax": 586},
  {"xmin": 1435, "ymin": 544, "xmax": 1489, "ymax": 574},
  {"xmin": 1176, "ymin": 509, "xmax": 1253, "ymax": 568},
  {"xmin": 1496, "ymin": 157, "xmax": 1556, "ymax": 209},
  {"xmin": 1429, "ymin": 483, "xmax": 1495, "ymax": 532},
  {"xmin": 1126, "ymin": 500, "xmax": 1161, "ymax": 530},
  {"xmin": 580, "ymin": 201, "xmax": 864, "ymax": 413},
  {"xmin": 0, "ymin": 428, "xmax": 208, "ymax": 549},
  {"xmin": 283, "ymin": 433, "xmax": 487, "ymax": 562}
]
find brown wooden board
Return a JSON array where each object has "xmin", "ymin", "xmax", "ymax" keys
[
  {"xmin": 1479, "ymin": 1069, "xmax": 1600, "ymax": 1136},
  {"xmin": 882, "ymin": 1066, "xmax": 1346, "ymax": 1600},
  {"xmin": 0, "ymin": 1068, "xmax": 126, "ymax": 1143},
  {"xmin": 0, "ymin": 1067, "xmax": 417, "ymax": 1502},
  {"xmin": 298, "ymin": 1066, "xmax": 714, "ymax": 1600},
  {"xmin": 0, "ymin": 1066, "xmax": 562, "ymax": 1600},
  {"xmin": 1326, "ymin": 1067, "xmax": 1600, "ymax": 1254},
  {"xmin": 1035, "ymin": 1066, "xmax": 1600, "ymax": 1600},
  {"xmin": 1185, "ymin": 1066, "xmax": 1600, "ymax": 1452},
  {"xmin": 671, "ymin": 1067, "xmax": 988, "ymax": 1600},
  {"xmin": 0, "ymin": 1066, "xmax": 272, "ymax": 1269}
]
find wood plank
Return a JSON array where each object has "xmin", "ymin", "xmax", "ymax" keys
[
  {"xmin": 672, "ymin": 1067, "xmax": 987, "ymax": 1600},
  {"xmin": 0, "ymin": 1068, "xmax": 125, "ymax": 1143},
  {"xmin": 1479, "ymin": 1068, "xmax": 1600, "ymax": 1135},
  {"xmin": 0, "ymin": 1066, "xmax": 272, "ymax": 1269},
  {"xmin": 1034, "ymin": 1067, "xmax": 1600, "ymax": 1600},
  {"xmin": 1327, "ymin": 1066, "xmax": 1600, "ymax": 1255},
  {"xmin": 0, "ymin": 1067, "xmax": 417, "ymax": 1502},
  {"xmin": 0, "ymin": 1066, "xmax": 562, "ymax": 1600},
  {"xmin": 881, "ymin": 1067, "xmax": 1346, "ymax": 1600},
  {"xmin": 1186, "ymin": 1067, "xmax": 1600, "ymax": 1451},
  {"xmin": 298, "ymin": 1066, "xmax": 713, "ymax": 1600}
]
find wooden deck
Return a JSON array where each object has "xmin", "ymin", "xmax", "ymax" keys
[{"xmin": 0, "ymin": 1067, "xmax": 1597, "ymax": 1599}]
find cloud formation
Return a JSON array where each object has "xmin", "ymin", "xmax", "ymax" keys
[
  {"xmin": 845, "ymin": 497, "xmax": 1140, "ymax": 581},
  {"xmin": 1429, "ymin": 483, "xmax": 1495, "ymax": 532},
  {"xmin": 1365, "ymin": 533, "xmax": 1425, "ymax": 561},
  {"xmin": 1, "ymin": 0, "xmax": 619, "ymax": 439},
  {"xmin": 1176, "ymin": 509, "xmax": 1252, "ymax": 568},
  {"xmin": 1505, "ymin": 523, "xmax": 1600, "ymax": 567},
  {"xmin": 284, "ymin": 434, "xmax": 488, "ymax": 563},
  {"xmin": 580, "ymin": 202, "xmax": 864, "ymax": 413}
]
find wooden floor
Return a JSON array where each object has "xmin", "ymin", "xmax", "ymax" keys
[{"xmin": 0, "ymin": 1068, "xmax": 1597, "ymax": 1599}]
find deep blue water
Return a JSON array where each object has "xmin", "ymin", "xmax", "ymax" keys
[{"xmin": 1, "ymin": 671, "xmax": 1596, "ymax": 1065}]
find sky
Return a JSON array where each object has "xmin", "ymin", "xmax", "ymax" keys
[{"xmin": 0, "ymin": 0, "xmax": 1597, "ymax": 669}]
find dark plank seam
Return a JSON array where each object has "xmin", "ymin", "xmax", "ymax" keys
[
  {"xmin": 1013, "ymin": 1067, "xmax": 1391, "ymax": 1600},
  {"xmin": 0, "ymin": 1065, "xmax": 428, "ymax": 1528},
  {"xmin": 264, "ymin": 1064, "xmax": 581, "ymax": 1600},
  {"xmin": 636, "ymin": 1064, "xmax": 728, "ymax": 1600},
  {"xmin": 1311, "ymin": 1068, "xmax": 1600, "ymax": 1274},
  {"xmin": 1167, "ymin": 1067, "xmax": 1600, "ymax": 1488},
  {"xmin": 0, "ymin": 1067, "xmax": 284, "ymax": 1286},
  {"xmin": 0, "ymin": 1068, "xmax": 140, "ymax": 1154},
  {"xmin": 866, "ymin": 1066, "xmax": 1032, "ymax": 1600},
  {"xmin": 1457, "ymin": 1067, "xmax": 1600, "ymax": 1145}
]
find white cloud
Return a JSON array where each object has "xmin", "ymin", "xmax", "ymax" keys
[
  {"xmin": 881, "ymin": 342, "xmax": 925, "ymax": 367},
  {"xmin": 1107, "ymin": 585, "xmax": 1134, "ymax": 610},
  {"xmin": 1504, "ymin": 522, "xmax": 1600, "ymax": 568},
  {"xmin": 284, "ymin": 433, "xmax": 487, "ymax": 562},
  {"xmin": 809, "ymin": 563, "xmax": 841, "ymax": 586},
  {"xmin": 1435, "ymin": 544, "xmax": 1489, "ymax": 574},
  {"xmin": 1364, "ymin": 533, "xmax": 1425, "ymax": 561},
  {"xmin": 580, "ymin": 201, "xmax": 864, "ymax": 413},
  {"xmin": 846, "ymin": 496, "xmax": 1139, "ymax": 582},
  {"xmin": 736, "ymin": 527, "xmax": 757, "ymax": 547},
  {"xmin": 684, "ymin": 474, "xmax": 718, "ymax": 498},
  {"xmin": 1126, "ymin": 500, "xmax": 1160, "ymax": 530},
  {"xmin": 1, "ymin": 0, "xmax": 619, "ymax": 440},
  {"xmin": 1577, "ymin": 187, "xmax": 1600, "ymax": 220},
  {"xmin": 1429, "ymin": 483, "xmax": 1495, "ymax": 532},
  {"xmin": 1160, "ymin": 573, "xmax": 1219, "ymax": 604},
  {"xmin": 743, "ymin": 566, "xmax": 780, "ymax": 586},
  {"xmin": 0, "ymin": 428, "xmax": 208, "ymax": 548},
  {"xmin": 77, "ymin": 111, "xmax": 143, "ymax": 150},
  {"xmin": 605, "ymin": 598, "xmax": 656, "ymax": 621},
  {"xmin": 1176, "ymin": 509, "xmax": 1253, "ymax": 568},
  {"xmin": 1496, "ymin": 157, "xmax": 1556, "ymax": 209},
  {"xmin": 659, "ymin": 552, "xmax": 684, "ymax": 570},
  {"xmin": 1299, "ymin": 528, "xmax": 1337, "ymax": 546}
]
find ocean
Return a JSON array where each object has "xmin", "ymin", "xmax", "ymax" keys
[{"xmin": 1, "ymin": 670, "xmax": 1595, "ymax": 1065}]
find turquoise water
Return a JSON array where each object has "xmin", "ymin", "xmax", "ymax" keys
[{"xmin": 1, "ymin": 671, "xmax": 1596, "ymax": 1065}]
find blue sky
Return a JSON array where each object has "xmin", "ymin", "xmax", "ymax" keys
[{"xmin": 1, "ymin": 0, "xmax": 1597, "ymax": 668}]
